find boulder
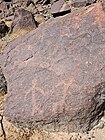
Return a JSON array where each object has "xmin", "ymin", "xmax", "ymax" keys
[
  {"xmin": 1, "ymin": 3, "xmax": 105, "ymax": 132},
  {"xmin": 10, "ymin": 8, "xmax": 37, "ymax": 33}
]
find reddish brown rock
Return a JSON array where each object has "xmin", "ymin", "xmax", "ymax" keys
[
  {"xmin": 51, "ymin": 0, "xmax": 71, "ymax": 17},
  {"xmin": 1, "ymin": 3, "xmax": 105, "ymax": 132},
  {"xmin": 10, "ymin": 8, "xmax": 37, "ymax": 33},
  {"xmin": 71, "ymin": 0, "xmax": 96, "ymax": 7}
]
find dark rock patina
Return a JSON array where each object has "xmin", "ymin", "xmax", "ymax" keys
[{"xmin": 1, "ymin": 3, "xmax": 105, "ymax": 132}]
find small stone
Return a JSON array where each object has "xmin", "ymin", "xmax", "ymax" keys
[
  {"xmin": 51, "ymin": 0, "xmax": 64, "ymax": 14},
  {"xmin": 35, "ymin": 14, "xmax": 45, "ymax": 24},
  {"xmin": 11, "ymin": 8, "xmax": 37, "ymax": 33}
]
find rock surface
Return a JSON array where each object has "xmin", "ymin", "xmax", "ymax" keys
[
  {"xmin": 0, "ymin": 116, "xmax": 105, "ymax": 140},
  {"xmin": 1, "ymin": 3, "xmax": 105, "ymax": 132},
  {"xmin": 0, "ymin": 67, "xmax": 7, "ymax": 96}
]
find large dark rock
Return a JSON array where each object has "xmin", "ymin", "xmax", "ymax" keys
[{"xmin": 1, "ymin": 3, "xmax": 105, "ymax": 132}]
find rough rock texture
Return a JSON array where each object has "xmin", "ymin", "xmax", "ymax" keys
[
  {"xmin": 10, "ymin": 8, "xmax": 37, "ymax": 33},
  {"xmin": 0, "ymin": 67, "xmax": 7, "ymax": 96},
  {"xmin": 1, "ymin": 3, "xmax": 105, "ymax": 132}
]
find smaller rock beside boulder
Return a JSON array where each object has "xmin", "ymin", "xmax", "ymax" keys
[
  {"xmin": 51, "ymin": 0, "xmax": 71, "ymax": 17},
  {"xmin": 10, "ymin": 8, "xmax": 37, "ymax": 33},
  {"xmin": 51, "ymin": 0, "xmax": 65, "ymax": 14},
  {"xmin": 0, "ymin": 21, "xmax": 10, "ymax": 38}
]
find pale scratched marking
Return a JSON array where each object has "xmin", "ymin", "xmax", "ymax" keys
[
  {"xmin": 52, "ymin": 79, "xmax": 75, "ymax": 114},
  {"xmin": 23, "ymin": 80, "xmax": 36, "ymax": 116},
  {"xmin": 54, "ymin": 79, "xmax": 75, "ymax": 103},
  {"xmin": 23, "ymin": 78, "xmax": 46, "ymax": 116},
  {"xmin": 52, "ymin": 102, "xmax": 58, "ymax": 113},
  {"xmin": 28, "ymin": 44, "xmax": 32, "ymax": 50},
  {"xmin": 31, "ymin": 79, "xmax": 36, "ymax": 116},
  {"xmin": 85, "ymin": 6, "xmax": 94, "ymax": 14},
  {"xmin": 31, "ymin": 80, "xmax": 44, "ymax": 116},
  {"xmin": 24, "ymin": 88, "xmax": 32, "ymax": 101},
  {"xmin": 39, "ymin": 63, "xmax": 51, "ymax": 69},
  {"xmin": 55, "ymin": 81, "xmax": 65, "ymax": 88},
  {"xmin": 36, "ymin": 87, "xmax": 46, "ymax": 96},
  {"xmin": 59, "ymin": 79, "xmax": 76, "ymax": 110}
]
